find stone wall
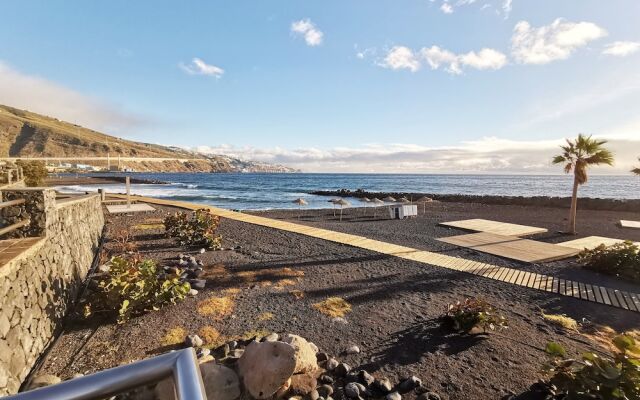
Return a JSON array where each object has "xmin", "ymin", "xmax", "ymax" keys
[{"xmin": 0, "ymin": 190, "xmax": 104, "ymax": 395}]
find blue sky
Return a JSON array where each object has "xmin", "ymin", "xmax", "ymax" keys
[{"xmin": 1, "ymin": 0, "xmax": 639, "ymax": 173}]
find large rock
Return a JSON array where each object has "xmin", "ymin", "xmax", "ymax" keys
[
  {"xmin": 155, "ymin": 363, "xmax": 240, "ymax": 400},
  {"xmin": 28, "ymin": 374, "xmax": 61, "ymax": 389},
  {"xmin": 238, "ymin": 340, "xmax": 297, "ymax": 399},
  {"xmin": 289, "ymin": 373, "xmax": 318, "ymax": 396},
  {"xmin": 280, "ymin": 334, "xmax": 318, "ymax": 374}
]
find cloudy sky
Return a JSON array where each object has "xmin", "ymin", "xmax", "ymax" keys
[{"xmin": 1, "ymin": 0, "xmax": 639, "ymax": 173}]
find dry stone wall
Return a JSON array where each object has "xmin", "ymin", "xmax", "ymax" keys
[{"xmin": 0, "ymin": 190, "xmax": 104, "ymax": 395}]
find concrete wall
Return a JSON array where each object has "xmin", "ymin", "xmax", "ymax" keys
[{"xmin": 0, "ymin": 190, "xmax": 104, "ymax": 395}]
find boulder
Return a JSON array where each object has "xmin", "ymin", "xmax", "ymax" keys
[
  {"xmin": 374, "ymin": 378, "xmax": 393, "ymax": 394},
  {"xmin": 398, "ymin": 376, "xmax": 422, "ymax": 393},
  {"xmin": 201, "ymin": 363, "xmax": 241, "ymax": 400},
  {"xmin": 238, "ymin": 340, "xmax": 297, "ymax": 399},
  {"xmin": 28, "ymin": 374, "xmax": 61, "ymax": 389},
  {"xmin": 387, "ymin": 392, "xmax": 402, "ymax": 400},
  {"xmin": 345, "ymin": 345, "xmax": 360, "ymax": 355},
  {"xmin": 185, "ymin": 335, "xmax": 203, "ymax": 348},
  {"xmin": 289, "ymin": 373, "xmax": 317, "ymax": 396},
  {"xmin": 280, "ymin": 334, "xmax": 318, "ymax": 374},
  {"xmin": 155, "ymin": 363, "xmax": 240, "ymax": 400},
  {"xmin": 275, "ymin": 378, "xmax": 292, "ymax": 398}
]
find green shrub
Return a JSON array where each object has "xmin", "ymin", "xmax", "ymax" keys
[
  {"xmin": 542, "ymin": 336, "xmax": 640, "ymax": 399},
  {"xmin": 87, "ymin": 256, "xmax": 190, "ymax": 323},
  {"xmin": 579, "ymin": 242, "xmax": 640, "ymax": 283},
  {"xmin": 440, "ymin": 297, "xmax": 508, "ymax": 334},
  {"xmin": 164, "ymin": 209, "xmax": 222, "ymax": 249},
  {"xmin": 16, "ymin": 160, "xmax": 48, "ymax": 186}
]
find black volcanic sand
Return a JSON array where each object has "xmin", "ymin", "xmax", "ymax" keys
[
  {"xmin": 36, "ymin": 203, "xmax": 640, "ymax": 400},
  {"xmin": 253, "ymin": 202, "xmax": 640, "ymax": 293}
]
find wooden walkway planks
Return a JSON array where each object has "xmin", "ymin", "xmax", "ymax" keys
[
  {"xmin": 111, "ymin": 194, "xmax": 640, "ymax": 313},
  {"xmin": 436, "ymin": 232, "xmax": 580, "ymax": 263},
  {"xmin": 559, "ymin": 236, "xmax": 640, "ymax": 251},
  {"xmin": 439, "ymin": 218, "xmax": 548, "ymax": 236}
]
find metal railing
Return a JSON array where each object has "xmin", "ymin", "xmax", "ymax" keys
[{"xmin": 4, "ymin": 349, "xmax": 207, "ymax": 400}]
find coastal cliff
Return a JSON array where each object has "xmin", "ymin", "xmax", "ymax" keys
[{"xmin": 0, "ymin": 104, "xmax": 297, "ymax": 173}]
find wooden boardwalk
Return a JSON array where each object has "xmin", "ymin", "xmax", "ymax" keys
[
  {"xmin": 559, "ymin": 236, "xmax": 640, "ymax": 251},
  {"xmin": 437, "ymin": 232, "xmax": 579, "ymax": 263},
  {"xmin": 111, "ymin": 194, "xmax": 640, "ymax": 313}
]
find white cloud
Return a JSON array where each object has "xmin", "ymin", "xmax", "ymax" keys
[
  {"xmin": 383, "ymin": 45, "xmax": 508, "ymax": 75},
  {"xmin": 379, "ymin": 46, "xmax": 421, "ymax": 72},
  {"xmin": 0, "ymin": 61, "xmax": 144, "ymax": 133},
  {"xmin": 502, "ymin": 0, "xmax": 513, "ymax": 19},
  {"xmin": 459, "ymin": 48, "xmax": 508, "ymax": 70},
  {"xmin": 511, "ymin": 18, "xmax": 608, "ymax": 64},
  {"xmin": 191, "ymin": 134, "xmax": 640, "ymax": 174},
  {"xmin": 291, "ymin": 19, "xmax": 324, "ymax": 46},
  {"xmin": 440, "ymin": 3, "xmax": 454, "ymax": 14},
  {"xmin": 602, "ymin": 41, "xmax": 640, "ymax": 57},
  {"xmin": 179, "ymin": 58, "xmax": 224, "ymax": 78}
]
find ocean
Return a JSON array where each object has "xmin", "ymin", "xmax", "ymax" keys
[{"xmin": 56, "ymin": 173, "xmax": 640, "ymax": 210}]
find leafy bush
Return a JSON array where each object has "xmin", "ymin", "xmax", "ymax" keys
[
  {"xmin": 164, "ymin": 209, "xmax": 222, "ymax": 249},
  {"xmin": 579, "ymin": 242, "xmax": 640, "ymax": 283},
  {"xmin": 87, "ymin": 256, "xmax": 190, "ymax": 323},
  {"xmin": 543, "ymin": 336, "xmax": 640, "ymax": 399},
  {"xmin": 441, "ymin": 298, "xmax": 508, "ymax": 334},
  {"xmin": 16, "ymin": 160, "xmax": 48, "ymax": 186}
]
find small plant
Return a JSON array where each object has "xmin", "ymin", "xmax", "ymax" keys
[
  {"xmin": 164, "ymin": 209, "xmax": 222, "ymax": 249},
  {"xmin": 313, "ymin": 297, "xmax": 352, "ymax": 318},
  {"xmin": 88, "ymin": 256, "xmax": 190, "ymax": 323},
  {"xmin": 542, "ymin": 336, "xmax": 640, "ymax": 399},
  {"xmin": 111, "ymin": 229, "xmax": 138, "ymax": 254},
  {"xmin": 579, "ymin": 242, "xmax": 640, "ymax": 283},
  {"xmin": 16, "ymin": 160, "xmax": 48, "ymax": 186},
  {"xmin": 542, "ymin": 312, "xmax": 579, "ymax": 331},
  {"xmin": 441, "ymin": 298, "xmax": 508, "ymax": 334}
]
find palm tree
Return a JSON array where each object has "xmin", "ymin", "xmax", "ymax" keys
[
  {"xmin": 552, "ymin": 134, "xmax": 614, "ymax": 234},
  {"xmin": 632, "ymin": 158, "xmax": 640, "ymax": 175}
]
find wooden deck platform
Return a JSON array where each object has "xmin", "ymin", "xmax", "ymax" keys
[
  {"xmin": 437, "ymin": 232, "xmax": 580, "ymax": 263},
  {"xmin": 439, "ymin": 218, "xmax": 548, "ymax": 236},
  {"xmin": 105, "ymin": 203, "xmax": 155, "ymax": 214},
  {"xmin": 559, "ymin": 236, "xmax": 640, "ymax": 251},
  {"xmin": 108, "ymin": 194, "xmax": 640, "ymax": 313},
  {"xmin": 620, "ymin": 220, "xmax": 640, "ymax": 230}
]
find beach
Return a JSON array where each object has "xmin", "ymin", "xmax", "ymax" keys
[{"xmin": 35, "ymin": 199, "xmax": 640, "ymax": 400}]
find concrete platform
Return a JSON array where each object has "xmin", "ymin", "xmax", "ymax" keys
[{"xmin": 105, "ymin": 203, "xmax": 155, "ymax": 214}]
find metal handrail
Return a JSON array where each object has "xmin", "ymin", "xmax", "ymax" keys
[{"xmin": 4, "ymin": 348, "xmax": 207, "ymax": 400}]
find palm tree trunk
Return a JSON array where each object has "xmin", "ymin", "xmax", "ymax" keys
[{"xmin": 568, "ymin": 173, "xmax": 579, "ymax": 234}]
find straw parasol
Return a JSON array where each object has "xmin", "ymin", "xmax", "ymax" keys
[
  {"xmin": 335, "ymin": 198, "xmax": 351, "ymax": 221},
  {"xmin": 358, "ymin": 197, "xmax": 371, "ymax": 216},
  {"xmin": 398, "ymin": 197, "xmax": 410, "ymax": 203},
  {"xmin": 371, "ymin": 198, "xmax": 384, "ymax": 218},
  {"xmin": 328, "ymin": 198, "xmax": 341, "ymax": 216},
  {"xmin": 382, "ymin": 196, "xmax": 396, "ymax": 203},
  {"xmin": 293, "ymin": 198, "xmax": 308, "ymax": 219},
  {"xmin": 416, "ymin": 196, "xmax": 433, "ymax": 213}
]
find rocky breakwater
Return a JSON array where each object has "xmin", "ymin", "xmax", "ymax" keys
[{"xmin": 311, "ymin": 189, "xmax": 640, "ymax": 212}]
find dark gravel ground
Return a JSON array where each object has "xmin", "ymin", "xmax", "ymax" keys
[
  {"xmin": 36, "ymin": 202, "xmax": 640, "ymax": 400},
  {"xmin": 253, "ymin": 201, "xmax": 640, "ymax": 293}
]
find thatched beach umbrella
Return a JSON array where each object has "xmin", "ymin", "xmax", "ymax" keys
[
  {"xmin": 293, "ymin": 198, "xmax": 308, "ymax": 219},
  {"xmin": 416, "ymin": 196, "xmax": 433, "ymax": 213},
  {"xmin": 372, "ymin": 198, "xmax": 384, "ymax": 218},
  {"xmin": 358, "ymin": 197, "xmax": 371, "ymax": 215},
  {"xmin": 398, "ymin": 197, "xmax": 410, "ymax": 203},
  {"xmin": 328, "ymin": 198, "xmax": 341, "ymax": 216},
  {"xmin": 382, "ymin": 196, "xmax": 396, "ymax": 203},
  {"xmin": 335, "ymin": 198, "xmax": 351, "ymax": 221}
]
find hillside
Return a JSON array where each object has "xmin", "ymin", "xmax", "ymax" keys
[{"xmin": 0, "ymin": 105, "xmax": 296, "ymax": 173}]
